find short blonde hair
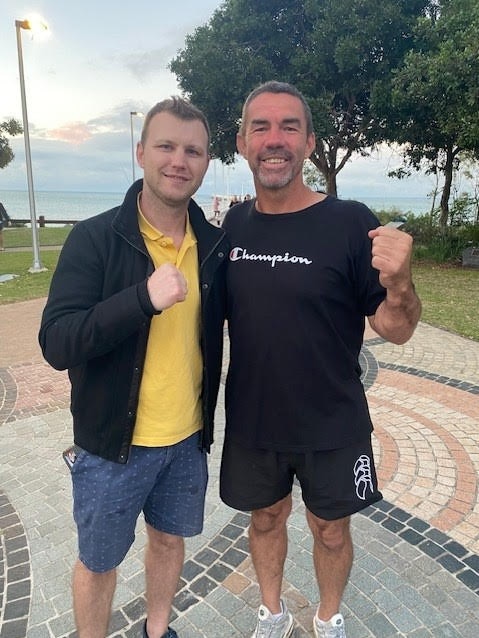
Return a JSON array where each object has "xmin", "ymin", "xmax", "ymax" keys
[{"xmin": 141, "ymin": 97, "xmax": 210, "ymax": 146}]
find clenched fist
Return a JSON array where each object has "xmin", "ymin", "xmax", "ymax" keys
[
  {"xmin": 368, "ymin": 225, "xmax": 413, "ymax": 291},
  {"xmin": 147, "ymin": 263, "xmax": 188, "ymax": 311}
]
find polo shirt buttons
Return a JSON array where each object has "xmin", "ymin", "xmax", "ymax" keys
[{"xmin": 202, "ymin": 283, "xmax": 209, "ymax": 289}]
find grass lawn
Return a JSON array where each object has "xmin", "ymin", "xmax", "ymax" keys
[
  {"xmin": 412, "ymin": 262, "xmax": 479, "ymax": 341},
  {"xmin": 1, "ymin": 229, "xmax": 478, "ymax": 342},
  {"xmin": 1, "ymin": 226, "xmax": 72, "ymax": 247},
  {"xmin": 0, "ymin": 250, "xmax": 61, "ymax": 304}
]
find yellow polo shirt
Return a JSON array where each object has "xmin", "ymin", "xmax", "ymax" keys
[{"xmin": 132, "ymin": 208, "xmax": 202, "ymax": 446}]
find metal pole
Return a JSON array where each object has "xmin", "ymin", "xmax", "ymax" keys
[
  {"xmin": 15, "ymin": 20, "xmax": 45, "ymax": 272},
  {"xmin": 130, "ymin": 112, "xmax": 136, "ymax": 182}
]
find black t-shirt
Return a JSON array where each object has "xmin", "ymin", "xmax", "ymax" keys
[{"xmin": 223, "ymin": 196, "xmax": 386, "ymax": 452}]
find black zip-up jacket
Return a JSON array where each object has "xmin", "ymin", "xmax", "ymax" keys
[{"xmin": 39, "ymin": 180, "xmax": 228, "ymax": 463}]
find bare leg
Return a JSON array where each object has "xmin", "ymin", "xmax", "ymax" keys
[
  {"xmin": 72, "ymin": 559, "xmax": 116, "ymax": 638},
  {"xmin": 144, "ymin": 524, "xmax": 184, "ymax": 638},
  {"xmin": 249, "ymin": 494, "xmax": 292, "ymax": 613},
  {"xmin": 306, "ymin": 511, "xmax": 353, "ymax": 621}
]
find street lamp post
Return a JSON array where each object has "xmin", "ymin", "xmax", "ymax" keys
[
  {"xmin": 15, "ymin": 18, "xmax": 48, "ymax": 273},
  {"xmin": 130, "ymin": 111, "xmax": 143, "ymax": 182}
]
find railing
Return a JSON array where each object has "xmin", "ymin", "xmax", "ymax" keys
[
  {"xmin": 9, "ymin": 216, "xmax": 78, "ymax": 227},
  {"xmin": 9, "ymin": 212, "xmax": 225, "ymax": 228}
]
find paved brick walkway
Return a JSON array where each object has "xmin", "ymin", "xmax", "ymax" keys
[{"xmin": 1, "ymin": 298, "xmax": 478, "ymax": 637}]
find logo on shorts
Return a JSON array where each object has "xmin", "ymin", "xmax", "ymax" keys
[{"xmin": 353, "ymin": 454, "xmax": 374, "ymax": 500}]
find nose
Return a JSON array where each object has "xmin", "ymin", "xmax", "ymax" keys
[
  {"xmin": 170, "ymin": 148, "xmax": 187, "ymax": 167},
  {"xmin": 264, "ymin": 125, "xmax": 286, "ymax": 148}
]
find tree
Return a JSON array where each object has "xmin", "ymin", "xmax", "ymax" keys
[
  {"xmin": 170, "ymin": 0, "xmax": 432, "ymax": 195},
  {"xmin": 0, "ymin": 118, "xmax": 23, "ymax": 169},
  {"xmin": 303, "ymin": 160, "xmax": 326, "ymax": 191},
  {"xmin": 372, "ymin": 0, "xmax": 479, "ymax": 227}
]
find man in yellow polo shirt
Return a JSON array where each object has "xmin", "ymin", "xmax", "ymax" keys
[{"xmin": 39, "ymin": 97, "xmax": 228, "ymax": 638}]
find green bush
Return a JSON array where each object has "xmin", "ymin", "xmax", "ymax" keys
[
  {"xmin": 412, "ymin": 222, "xmax": 478, "ymax": 263},
  {"xmin": 372, "ymin": 207, "xmax": 479, "ymax": 263}
]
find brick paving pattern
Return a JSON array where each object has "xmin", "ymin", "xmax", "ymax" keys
[{"xmin": 0, "ymin": 298, "xmax": 478, "ymax": 637}]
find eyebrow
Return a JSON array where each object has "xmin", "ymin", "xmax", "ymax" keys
[
  {"xmin": 249, "ymin": 117, "xmax": 303, "ymax": 128},
  {"xmin": 154, "ymin": 138, "xmax": 205, "ymax": 151}
]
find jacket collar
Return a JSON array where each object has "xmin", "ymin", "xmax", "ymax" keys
[{"xmin": 112, "ymin": 179, "xmax": 225, "ymax": 261}]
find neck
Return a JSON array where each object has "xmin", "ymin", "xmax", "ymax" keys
[
  {"xmin": 255, "ymin": 183, "xmax": 325, "ymax": 214},
  {"xmin": 139, "ymin": 191, "xmax": 188, "ymax": 248}
]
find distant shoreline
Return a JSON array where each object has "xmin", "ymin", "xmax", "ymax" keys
[{"xmin": 0, "ymin": 189, "xmax": 434, "ymax": 219}]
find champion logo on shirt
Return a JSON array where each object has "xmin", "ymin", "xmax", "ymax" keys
[{"xmin": 229, "ymin": 246, "xmax": 313, "ymax": 268}]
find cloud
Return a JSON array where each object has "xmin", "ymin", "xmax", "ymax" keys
[
  {"xmin": 122, "ymin": 48, "xmax": 174, "ymax": 81},
  {"xmin": 3, "ymin": 116, "xmax": 134, "ymax": 192},
  {"xmin": 337, "ymin": 145, "xmax": 438, "ymax": 198},
  {"xmin": 4, "ymin": 103, "xmax": 469, "ymax": 206},
  {"xmin": 45, "ymin": 122, "xmax": 93, "ymax": 144},
  {"xmin": 88, "ymin": 103, "xmax": 148, "ymax": 131}
]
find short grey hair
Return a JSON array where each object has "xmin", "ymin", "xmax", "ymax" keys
[{"xmin": 239, "ymin": 81, "xmax": 314, "ymax": 136}]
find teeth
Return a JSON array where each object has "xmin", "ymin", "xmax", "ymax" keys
[{"xmin": 264, "ymin": 158, "xmax": 285, "ymax": 164}]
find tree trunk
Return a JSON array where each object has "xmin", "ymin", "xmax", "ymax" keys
[
  {"xmin": 439, "ymin": 146, "xmax": 454, "ymax": 229},
  {"xmin": 310, "ymin": 140, "xmax": 345, "ymax": 197},
  {"xmin": 325, "ymin": 171, "xmax": 338, "ymax": 197}
]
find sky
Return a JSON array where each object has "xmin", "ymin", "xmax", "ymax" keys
[{"xmin": 1, "ymin": 0, "xmax": 443, "ymax": 201}]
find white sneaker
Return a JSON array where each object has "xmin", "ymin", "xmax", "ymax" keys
[
  {"xmin": 251, "ymin": 600, "xmax": 294, "ymax": 638},
  {"xmin": 313, "ymin": 613, "xmax": 346, "ymax": 638}
]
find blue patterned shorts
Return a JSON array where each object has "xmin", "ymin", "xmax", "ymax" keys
[{"xmin": 71, "ymin": 432, "xmax": 207, "ymax": 572}]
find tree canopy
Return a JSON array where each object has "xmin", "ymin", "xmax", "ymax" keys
[
  {"xmin": 372, "ymin": 0, "xmax": 479, "ymax": 226},
  {"xmin": 0, "ymin": 118, "xmax": 23, "ymax": 170},
  {"xmin": 170, "ymin": 0, "xmax": 432, "ymax": 195}
]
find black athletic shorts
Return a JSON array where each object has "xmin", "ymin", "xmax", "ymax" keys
[{"xmin": 220, "ymin": 437, "xmax": 383, "ymax": 520}]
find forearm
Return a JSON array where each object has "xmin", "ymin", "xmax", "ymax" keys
[
  {"xmin": 368, "ymin": 283, "xmax": 422, "ymax": 345},
  {"xmin": 39, "ymin": 232, "xmax": 154, "ymax": 370},
  {"xmin": 39, "ymin": 283, "xmax": 152, "ymax": 370}
]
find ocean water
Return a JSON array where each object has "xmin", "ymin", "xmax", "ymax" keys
[
  {"xmin": 0, "ymin": 189, "xmax": 221, "ymax": 223},
  {"xmin": 0, "ymin": 189, "xmax": 433, "ymax": 224}
]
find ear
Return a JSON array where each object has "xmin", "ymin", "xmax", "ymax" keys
[
  {"xmin": 305, "ymin": 132, "xmax": 316, "ymax": 159},
  {"xmin": 136, "ymin": 142, "xmax": 144, "ymax": 168},
  {"xmin": 236, "ymin": 132, "xmax": 247, "ymax": 159}
]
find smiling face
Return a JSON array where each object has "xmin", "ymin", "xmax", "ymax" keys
[
  {"xmin": 137, "ymin": 111, "xmax": 209, "ymax": 209},
  {"xmin": 237, "ymin": 91, "xmax": 316, "ymax": 192}
]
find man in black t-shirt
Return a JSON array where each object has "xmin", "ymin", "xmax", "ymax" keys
[{"xmin": 220, "ymin": 81, "xmax": 421, "ymax": 638}]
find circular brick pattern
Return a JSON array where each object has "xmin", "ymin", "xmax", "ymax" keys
[
  {"xmin": 0, "ymin": 489, "xmax": 30, "ymax": 638},
  {"xmin": 1, "ymin": 321, "xmax": 478, "ymax": 636}
]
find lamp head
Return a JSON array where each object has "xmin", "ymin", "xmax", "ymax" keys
[{"xmin": 16, "ymin": 16, "xmax": 49, "ymax": 37}]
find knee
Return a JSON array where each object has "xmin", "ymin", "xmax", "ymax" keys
[
  {"xmin": 250, "ymin": 498, "xmax": 292, "ymax": 534},
  {"xmin": 250, "ymin": 511, "xmax": 278, "ymax": 535},
  {"xmin": 146, "ymin": 525, "xmax": 183, "ymax": 553},
  {"xmin": 309, "ymin": 515, "xmax": 351, "ymax": 552}
]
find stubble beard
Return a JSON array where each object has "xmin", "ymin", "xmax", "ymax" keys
[
  {"xmin": 145, "ymin": 173, "xmax": 198, "ymax": 210},
  {"xmin": 256, "ymin": 164, "xmax": 295, "ymax": 190}
]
